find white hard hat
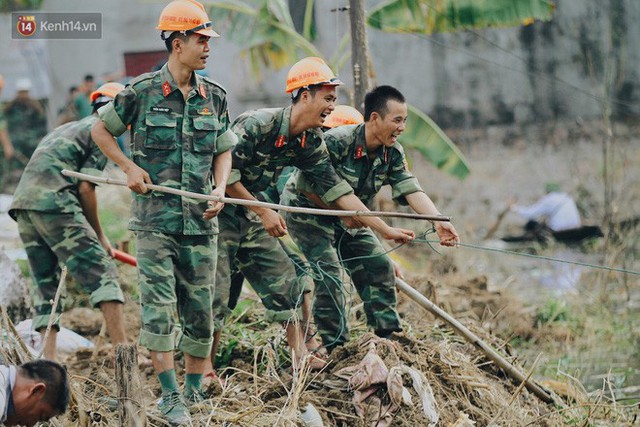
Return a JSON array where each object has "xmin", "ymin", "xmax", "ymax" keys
[{"xmin": 16, "ymin": 78, "xmax": 32, "ymax": 92}]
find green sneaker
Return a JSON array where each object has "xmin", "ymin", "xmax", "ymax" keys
[
  {"xmin": 184, "ymin": 389, "xmax": 209, "ymax": 412},
  {"xmin": 158, "ymin": 391, "xmax": 190, "ymax": 426},
  {"xmin": 184, "ymin": 389, "xmax": 207, "ymax": 404}
]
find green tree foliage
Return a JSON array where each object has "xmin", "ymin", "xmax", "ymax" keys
[
  {"xmin": 367, "ymin": 0, "xmax": 554, "ymax": 34},
  {"xmin": 207, "ymin": 0, "xmax": 320, "ymax": 79},
  {"xmin": 0, "ymin": 0, "xmax": 45, "ymax": 13}
]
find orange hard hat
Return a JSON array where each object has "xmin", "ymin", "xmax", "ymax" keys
[
  {"xmin": 286, "ymin": 57, "xmax": 343, "ymax": 94},
  {"xmin": 323, "ymin": 105, "xmax": 364, "ymax": 128},
  {"xmin": 90, "ymin": 82, "xmax": 126, "ymax": 103},
  {"xmin": 157, "ymin": 0, "xmax": 219, "ymax": 38}
]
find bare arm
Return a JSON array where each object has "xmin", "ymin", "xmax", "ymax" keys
[
  {"xmin": 0, "ymin": 129, "xmax": 13, "ymax": 160},
  {"xmin": 226, "ymin": 181, "xmax": 288, "ymax": 237},
  {"xmin": 405, "ymin": 191, "xmax": 459, "ymax": 246},
  {"xmin": 91, "ymin": 120, "xmax": 151, "ymax": 193},
  {"xmin": 333, "ymin": 193, "xmax": 415, "ymax": 244},
  {"xmin": 78, "ymin": 181, "xmax": 111, "ymax": 253},
  {"xmin": 203, "ymin": 150, "xmax": 232, "ymax": 220},
  {"xmin": 302, "ymin": 190, "xmax": 364, "ymax": 229}
]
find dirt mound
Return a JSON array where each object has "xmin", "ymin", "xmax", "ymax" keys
[
  {"xmin": 401, "ymin": 272, "xmax": 537, "ymax": 342},
  {"xmin": 0, "ymin": 268, "xmax": 630, "ymax": 426}
]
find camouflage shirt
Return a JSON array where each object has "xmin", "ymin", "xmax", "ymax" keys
[
  {"xmin": 9, "ymin": 115, "xmax": 106, "ymax": 218},
  {"xmin": 292, "ymin": 123, "xmax": 423, "ymax": 209},
  {"xmin": 98, "ymin": 64, "xmax": 236, "ymax": 235},
  {"xmin": 229, "ymin": 106, "xmax": 352, "ymax": 204},
  {"xmin": 5, "ymin": 98, "xmax": 47, "ymax": 158}
]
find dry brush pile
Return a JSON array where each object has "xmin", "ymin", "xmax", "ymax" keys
[{"xmin": 2, "ymin": 265, "xmax": 638, "ymax": 426}]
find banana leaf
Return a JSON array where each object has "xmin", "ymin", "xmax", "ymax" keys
[
  {"xmin": 400, "ymin": 104, "xmax": 470, "ymax": 179},
  {"xmin": 206, "ymin": 0, "xmax": 321, "ymax": 78},
  {"xmin": 367, "ymin": 0, "xmax": 555, "ymax": 34}
]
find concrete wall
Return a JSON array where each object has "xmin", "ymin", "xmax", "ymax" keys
[{"xmin": 0, "ymin": 0, "xmax": 638, "ymax": 130}]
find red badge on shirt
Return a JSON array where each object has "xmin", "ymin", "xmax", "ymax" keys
[
  {"xmin": 383, "ymin": 148, "xmax": 389, "ymax": 163},
  {"xmin": 162, "ymin": 81, "xmax": 171, "ymax": 97},
  {"xmin": 199, "ymin": 84, "xmax": 206, "ymax": 98},
  {"xmin": 275, "ymin": 135, "xmax": 286, "ymax": 148},
  {"xmin": 300, "ymin": 132, "xmax": 307, "ymax": 148},
  {"xmin": 355, "ymin": 145, "xmax": 364, "ymax": 159}
]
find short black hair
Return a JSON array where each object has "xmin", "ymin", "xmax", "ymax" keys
[
  {"xmin": 291, "ymin": 84, "xmax": 322, "ymax": 105},
  {"xmin": 69, "ymin": 86, "xmax": 78, "ymax": 94},
  {"xmin": 84, "ymin": 74, "xmax": 94, "ymax": 82},
  {"xmin": 164, "ymin": 31, "xmax": 190, "ymax": 53},
  {"xmin": 364, "ymin": 85, "xmax": 405, "ymax": 121},
  {"xmin": 19, "ymin": 360, "xmax": 70, "ymax": 415}
]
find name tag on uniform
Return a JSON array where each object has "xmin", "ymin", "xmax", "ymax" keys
[
  {"xmin": 151, "ymin": 107, "xmax": 172, "ymax": 113},
  {"xmin": 343, "ymin": 166, "xmax": 356, "ymax": 173}
]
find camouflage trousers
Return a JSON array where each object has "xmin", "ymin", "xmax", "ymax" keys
[
  {"xmin": 136, "ymin": 230, "xmax": 215, "ymax": 358},
  {"xmin": 227, "ymin": 234, "xmax": 309, "ymax": 312},
  {"xmin": 212, "ymin": 205, "xmax": 309, "ymax": 331},
  {"xmin": 284, "ymin": 211, "xmax": 402, "ymax": 351},
  {"xmin": 14, "ymin": 210, "xmax": 125, "ymax": 331}
]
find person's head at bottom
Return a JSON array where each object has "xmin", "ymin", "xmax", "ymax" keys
[{"xmin": 5, "ymin": 360, "xmax": 69, "ymax": 427}]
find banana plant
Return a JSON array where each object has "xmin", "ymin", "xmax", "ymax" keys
[
  {"xmin": 401, "ymin": 104, "xmax": 470, "ymax": 178},
  {"xmin": 205, "ymin": 0, "xmax": 552, "ymax": 179},
  {"xmin": 367, "ymin": 0, "xmax": 555, "ymax": 34},
  {"xmin": 204, "ymin": 0, "xmax": 321, "ymax": 79}
]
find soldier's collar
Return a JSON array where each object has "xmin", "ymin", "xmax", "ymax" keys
[
  {"xmin": 274, "ymin": 106, "xmax": 314, "ymax": 149},
  {"xmin": 274, "ymin": 107, "xmax": 291, "ymax": 147},
  {"xmin": 193, "ymin": 72, "xmax": 207, "ymax": 98},
  {"xmin": 159, "ymin": 64, "xmax": 207, "ymax": 99},
  {"xmin": 355, "ymin": 134, "xmax": 389, "ymax": 163},
  {"xmin": 354, "ymin": 124, "xmax": 368, "ymax": 159}
]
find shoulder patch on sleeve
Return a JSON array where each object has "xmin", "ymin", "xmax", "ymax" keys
[
  {"xmin": 127, "ymin": 71, "xmax": 158, "ymax": 89},
  {"xmin": 202, "ymin": 76, "xmax": 227, "ymax": 94}
]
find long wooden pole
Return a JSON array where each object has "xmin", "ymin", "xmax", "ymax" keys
[
  {"xmin": 62, "ymin": 170, "xmax": 451, "ymax": 222},
  {"xmin": 395, "ymin": 278, "xmax": 561, "ymax": 406},
  {"xmin": 349, "ymin": 0, "xmax": 370, "ymax": 111}
]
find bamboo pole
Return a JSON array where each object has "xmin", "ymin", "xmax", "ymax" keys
[
  {"xmin": 396, "ymin": 277, "xmax": 563, "ymax": 406},
  {"xmin": 61, "ymin": 170, "xmax": 451, "ymax": 222},
  {"xmin": 38, "ymin": 266, "xmax": 67, "ymax": 360}
]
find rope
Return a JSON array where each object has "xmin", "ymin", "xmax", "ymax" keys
[
  {"xmin": 413, "ymin": 237, "xmax": 640, "ymax": 276},
  {"xmin": 292, "ymin": 226, "xmax": 638, "ymax": 351}
]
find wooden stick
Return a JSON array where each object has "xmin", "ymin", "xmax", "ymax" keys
[
  {"xmin": 115, "ymin": 344, "xmax": 146, "ymax": 427},
  {"xmin": 61, "ymin": 170, "xmax": 451, "ymax": 222},
  {"xmin": 0, "ymin": 305, "xmax": 33, "ymax": 363},
  {"xmin": 395, "ymin": 277, "xmax": 563, "ymax": 406},
  {"xmin": 483, "ymin": 205, "xmax": 511, "ymax": 240},
  {"xmin": 38, "ymin": 266, "xmax": 67, "ymax": 360}
]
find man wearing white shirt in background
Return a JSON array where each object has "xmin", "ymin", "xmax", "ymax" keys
[{"xmin": 510, "ymin": 182, "xmax": 581, "ymax": 239}]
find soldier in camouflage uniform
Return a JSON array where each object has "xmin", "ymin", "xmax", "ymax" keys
[
  {"xmin": 9, "ymin": 83, "xmax": 127, "ymax": 362},
  {"xmin": 203, "ymin": 166, "xmax": 317, "ymax": 385},
  {"xmin": 5, "ymin": 78, "xmax": 47, "ymax": 161},
  {"xmin": 0, "ymin": 74, "xmax": 16, "ymax": 192},
  {"xmin": 91, "ymin": 1, "xmax": 235, "ymax": 424},
  {"xmin": 282, "ymin": 86, "xmax": 460, "ymax": 352},
  {"xmin": 206, "ymin": 59, "xmax": 415, "ymax": 377}
]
